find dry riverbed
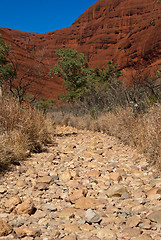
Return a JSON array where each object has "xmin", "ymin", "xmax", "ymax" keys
[{"xmin": 0, "ymin": 126, "xmax": 161, "ymax": 240}]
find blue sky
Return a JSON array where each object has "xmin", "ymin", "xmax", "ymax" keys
[{"xmin": 0, "ymin": 0, "xmax": 97, "ymax": 33}]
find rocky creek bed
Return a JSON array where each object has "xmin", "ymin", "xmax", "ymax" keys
[{"xmin": 0, "ymin": 126, "xmax": 161, "ymax": 240}]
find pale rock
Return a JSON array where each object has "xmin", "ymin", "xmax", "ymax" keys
[
  {"xmin": 121, "ymin": 227, "xmax": 141, "ymax": 238},
  {"xmin": 34, "ymin": 182, "xmax": 49, "ymax": 190},
  {"xmin": 121, "ymin": 192, "xmax": 130, "ymax": 199},
  {"xmin": 139, "ymin": 219, "xmax": 151, "ymax": 230},
  {"xmin": 64, "ymin": 145, "xmax": 76, "ymax": 152},
  {"xmin": 63, "ymin": 234, "xmax": 77, "ymax": 240},
  {"xmin": 19, "ymin": 237, "xmax": 33, "ymax": 240},
  {"xmin": 104, "ymin": 204, "xmax": 118, "ymax": 214},
  {"xmin": 59, "ymin": 170, "xmax": 72, "ymax": 181},
  {"xmin": 56, "ymin": 208, "xmax": 76, "ymax": 219},
  {"xmin": 32, "ymin": 210, "xmax": 46, "ymax": 219},
  {"xmin": 51, "ymin": 230, "xmax": 61, "ymax": 238},
  {"xmin": 154, "ymin": 237, "xmax": 161, "ymax": 240},
  {"xmin": 14, "ymin": 226, "xmax": 40, "ymax": 238},
  {"xmin": 40, "ymin": 203, "xmax": 57, "ymax": 212},
  {"xmin": 0, "ymin": 213, "xmax": 10, "ymax": 218},
  {"xmin": 132, "ymin": 189, "xmax": 146, "ymax": 199},
  {"xmin": 101, "ymin": 216, "xmax": 118, "ymax": 226},
  {"xmin": 49, "ymin": 170, "xmax": 58, "ymax": 177},
  {"xmin": 74, "ymin": 208, "xmax": 86, "ymax": 218},
  {"xmin": 146, "ymin": 188, "xmax": 161, "ymax": 200},
  {"xmin": 84, "ymin": 151, "xmax": 97, "ymax": 158},
  {"xmin": 16, "ymin": 180, "xmax": 27, "ymax": 187},
  {"xmin": 38, "ymin": 218, "xmax": 50, "ymax": 226},
  {"xmin": 0, "ymin": 187, "xmax": 7, "ymax": 194},
  {"xmin": 89, "ymin": 237, "xmax": 100, "ymax": 240},
  {"xmin": 69, "ymin": 189, "xmax": 88, "ymax": 203},
  {"xmin": 70, "ymin": 170, "xmax": 79, "ymax": 178},
  {"xmin": 104, "ymin": 181, "xmax": 111, "ymax": 187},
  {"xmin": 87, "ymin": 170, "xmax": 101, "ymax": 177},
  {"xmin": 4, "ymin": 196, "xmax": 22, "ymax": 212},
  {"xmin": 126, "ymin": 215, "xmax": 141, "ymax": 227},
  {"xmin": 37, "ymin": 176, "xmax": 53, "ymax": 184},
  {"xmin": 110, "ymin": 172, "xmax": 122, "ymax": 182},
  {"xmin": 67, "ymin": 180, "xmax": 80, "ymax": 188},
  {"xmin": 96, "ymin": 228, "xmax": 116, "ymax": 239},
  {"xmin": 132, "ymin": 178, "xmax": 144, "ymax": 186},
  {"xmin": 146, "ymin": 188, "xmax": 159, "ymax": 196},
  {"xmin": 64, "ymin": 224, "xmax": 81, "ymax": 233},
  {"xmin": 154, "ymin": 179, "xmax": 161, "ymax": 188},
  {"xmin": 106, "ymin": 184, "xmax": 128, "ymax": 197},
  {"xmin": 138, "ymin": 234, "xmax": 153, "ymax": 240},
  {"xmin": 85, "ymin": 208, "xmax": 102, "ymax": 224},
  {"xmin": 60, "ymin": 191, "xmax": 69, "ymax": 200},
  {"xmin": 26, "ymin": 168, "xmax": 37, "ymax": 176},
  {"xmin": 75, "ymin": 197, "xmax": 101, "ymax": 209},
  {"xmin": 80, "ymin": 224, "xmax": 95, "ymax": 231},
  {"xmin": 147, "ymin": 210, "xmax": 161, "ymax": 224}
]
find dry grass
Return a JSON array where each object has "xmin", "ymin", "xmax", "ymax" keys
[
  {"xmin": 131, "ymin": 106, "xmax": 161, "ymax": 166},
  {"xmin": 52, "ymin": 105, "xmax": 161, "ymax": 166},
  {"xmin": 0, "ymin": 98, "xmax": 54, "ymax": 169}
]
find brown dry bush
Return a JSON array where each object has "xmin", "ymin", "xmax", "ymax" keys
[{"xmin": 0, "ymin": 98, "xmax": 54, "ymax": 169}]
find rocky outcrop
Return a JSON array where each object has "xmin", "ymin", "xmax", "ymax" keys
[{"xmin": 0, "ymin": 0, "xmax": 161, "ymax": 98}]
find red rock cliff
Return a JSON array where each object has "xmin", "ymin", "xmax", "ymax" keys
[{"xmin": 0, "ymin": 0, "xmax": 161, "ymax": 98}]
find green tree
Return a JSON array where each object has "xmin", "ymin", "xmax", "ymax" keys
[
  {"xmin": 0, "ymin": 34, "xmax": 45, "ymax": 105},
  {"xmin": 79, "ymin": 61, "xmax": 124, "ymax": 113},
  {"xmin": 0, "ymin": 34, "xmax": 16, "ymax": 92},
  {"xmin": 50, "ymin": 48, "xmax": 92, "ymax": 102},
  {"xmin": 34, "ymin": 97, "xmax": 55, "ymax": 115},
  {"xmin": 93, "ymin": 61, "xmax": 122, "ymax": 84}
]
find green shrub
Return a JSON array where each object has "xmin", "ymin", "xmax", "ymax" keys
[
  {"xmin": 34, "ymin": 97, "xmax": 56, "ymax": 114},
  {"xmin": 149, "ymin": 18, "xmax": 155, "ymax": 26},
  {"xmin": 50, "ymin": 48, "xmax": 91, "ymax": 102}
]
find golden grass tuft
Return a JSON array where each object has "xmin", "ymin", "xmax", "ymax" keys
[{"xmin": 0, "ymin": 98, "xmax": 54, "ymax": 169}]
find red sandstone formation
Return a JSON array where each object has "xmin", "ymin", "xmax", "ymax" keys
[{"xmin": 0, "ymin": 0, "xmax": 161, "ymax": 98}]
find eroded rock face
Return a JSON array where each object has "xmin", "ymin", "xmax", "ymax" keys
[{"xmin": 0, "ymin": 0, "xmax": 161, "ymax": 98}]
